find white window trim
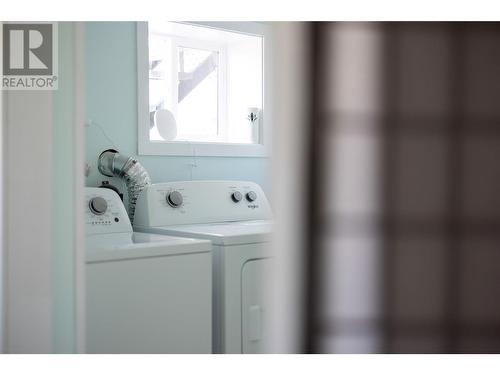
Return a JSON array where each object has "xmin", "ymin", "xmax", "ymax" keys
[
  {"xmin": 166, "ymin": 36, "xmax": 228, "ymax": 142},
  {"xmin": 137, "ymin": 21, "xmax": 272, "ymax": 157}
]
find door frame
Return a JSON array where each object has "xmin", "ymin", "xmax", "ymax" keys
[{"xmin": 0, "ymin": 21, "xmax": 86, "ymax": 353}]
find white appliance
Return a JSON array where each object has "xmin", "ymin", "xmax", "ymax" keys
[
  {"xmin": 85, "ymin": 187, "xmax": 212, "ymax": 353},
  {"xmin": 133, "ymin": 181, "xmax": 273, "ymax": 353}
]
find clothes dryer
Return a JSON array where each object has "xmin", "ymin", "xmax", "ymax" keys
[{"xmin": 133, "ymin": 181, "xmax": 273, "ymax": 353}]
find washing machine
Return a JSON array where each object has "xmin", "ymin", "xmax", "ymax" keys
[
  {"xmin": 85, "ymin": 187, "xmax": 212, "ymax": 353},
  {"xmin": 133, "ymin": 181, "xmax": 273, "ymax": 353}
]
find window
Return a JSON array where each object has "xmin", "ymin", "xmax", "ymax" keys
[{"xmin": 138, "ymin": 22, "xmax": 271, "ymax": 156}]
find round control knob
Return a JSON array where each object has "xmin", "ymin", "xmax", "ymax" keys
[
  {"xmin": 246, "ymin": 191, "xmax": 257, "ymax": 202},
  {"xmin": 167, "ymin": 191, "xmax": 183, "ymax": 207},
  {"xmin": 231, "ymin": 191, "xmax": 243, "ymax": 203},
  {"xmin": 89, "ymin": 196, "xmax": 108, "ymax": 215}
]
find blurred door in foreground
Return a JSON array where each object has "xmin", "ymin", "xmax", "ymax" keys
[{"xmin": 307, "ymin": 22, "xmax": 500, "ymax": 354}]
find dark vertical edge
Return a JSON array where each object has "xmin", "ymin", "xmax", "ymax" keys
[
  {"xmin": 444, "ymin": 22, "xmax": 466, "ymax": 353},
  {"xmin": 303, "ymin": 21, "xmax": 326, "ymax": 354},
  {"xmin": 379, "ymin": 22, "xmax": 398, "ymax": 353}
]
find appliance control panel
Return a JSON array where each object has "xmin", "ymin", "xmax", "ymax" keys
[
  {"xmin": 85, "ymin": 187, "xmax": 132, "ymax": 235},
  {"xmin": 133, "ymin": 181, "xmax": 272, "ymax": 227}
]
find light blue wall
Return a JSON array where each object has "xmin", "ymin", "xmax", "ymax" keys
[
  {"xmin": 85, "ymin": 22, "xmax": 269, "ymax": 199},
  {"xmin": 52, "ymin": 22, "xmax": 77, "ymax": 353}
]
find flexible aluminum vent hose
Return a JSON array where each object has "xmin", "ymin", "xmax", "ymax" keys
[{"xmin": 98, "ymin": 150, "xmax": 151, "ymax": 222}]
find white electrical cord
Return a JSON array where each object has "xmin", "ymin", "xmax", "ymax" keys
[{"xmin": 85, "ymin": 119, "xmax": 119, "ymax": 150}]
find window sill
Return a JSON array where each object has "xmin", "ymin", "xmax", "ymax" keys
[{"xmin": 138, "ymin": 140, "xmax": 269, "ymax": 157}]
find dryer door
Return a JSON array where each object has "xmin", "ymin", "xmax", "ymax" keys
[{"xmin": 241, "ymin": 258, "xmax": 273, "ymax": 353}]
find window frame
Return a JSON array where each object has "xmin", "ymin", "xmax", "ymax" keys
[
  {"xmin": 137, "ymin": 21, "xmax": 272, "ymax": 157},
  {"xmin": 150, "ymin": 34, "xmax": 228, "ymax": 142}
]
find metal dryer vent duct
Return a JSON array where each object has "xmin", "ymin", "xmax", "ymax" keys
[{"xmin": 98, "ymin": 149, "xmax": 151, "ymax": 222}]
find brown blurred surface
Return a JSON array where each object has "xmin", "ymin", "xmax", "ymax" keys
[{"xmin": 307, "ymin": 22, "xmax": 500, "ymax": 353}]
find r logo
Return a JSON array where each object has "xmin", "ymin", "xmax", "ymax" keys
[{"xmin": 3, "ymin": 23, "xmax": 53, "ymax": 75}]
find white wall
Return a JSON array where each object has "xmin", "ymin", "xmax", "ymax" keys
[{"xmin": 3, "ymin": 90, "xmax": 54, "ymax": 353}]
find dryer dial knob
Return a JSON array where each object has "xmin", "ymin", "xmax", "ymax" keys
[
  {"xmin": 246, "ymin": 191, "xmax": 257, "ymax": 202},
  {"xmin": 167, "ymin": 191, "xmax": 183, "ymax": 207},
  {"xmin": 231, "ymin": 191, "xmax": 243, "ymax": 203},
  {"xmin": 89, "ymin": 196, "xmax": 108, "ymax": 215}
]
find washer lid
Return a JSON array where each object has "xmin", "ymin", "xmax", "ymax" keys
[
  {"xmin": 86, "ymin": 232, "xmax": 211, "ymax": 263},
  {"xmin": 143, "ymin": 220, "xmax": 273, "ymax": 246}
]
